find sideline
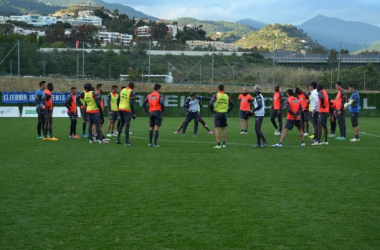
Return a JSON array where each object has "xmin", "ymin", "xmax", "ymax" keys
[{"xmin": 129, "ymin": 135, "xmax": 377, "ymax": 149}]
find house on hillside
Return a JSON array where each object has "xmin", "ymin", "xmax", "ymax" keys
[
  {"xmin": 98, "ymin": 31, "xmax": 133, "ymax": 46},
  {"xmin": 9, "ymin": 14, "xmax": 57, "ymax": 26},
  {"xmin": 135, "ymin": 25, "xmax": 151, "ymax": 37}
]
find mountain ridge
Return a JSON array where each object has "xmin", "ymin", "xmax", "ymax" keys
[
  {"xmin": 37, "ymin": 0, "xmax": 157, "ymax": 20},
  {"xmin": 298, "ymin": 15, "xmax": 380, "ymax": 51},
  {"xmin": 236, "ymin": 18, "xmax": 266, "ymax": 30}
]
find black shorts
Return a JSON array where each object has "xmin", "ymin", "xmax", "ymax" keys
[
  {"xmin": 318, "ymin": 112, "xmax": 329, "ymax": 127},
  {"xmin": 109, "ymin": 111, "xmax": 118, "ymax": 121},
  {"xmin": 351, "ymin": 112, "xmax": 359, "ymax": 127},
  {"xmin": 44, "ymin": 110, "xmax": 53, "ymax": 116},
  {"xmin": 239, "ymin": 110, "xmax": 250, "ymax": 120},
  {"xmin": 149, "ymin": 111, "xmax": 162, "ymax": 127},
  {"xmin": 302, "ymin": 110, "xmax": 310, "ymax": 122},
  {"xmin": 80, "ymin": 108, "xmax": 88, "ymax": 122},
  {"xmin": 214, "ymin": 112, "xmax": 227, "ymax": 128},
  {"xmin": 120, "ymin": 111, "xmax": 131, "ymax": 125},
  {"xmin": 88, "ymin": 113, "xmax": 100, "ymax": 125},
  {"xmin": 285, "ymin": 119, "xmax": 301, "ymax": 131}
]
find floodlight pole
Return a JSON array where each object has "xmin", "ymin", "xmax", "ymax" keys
[
  {"xmin": 18, "ymin": 40, "xmax": 20, "ymax": 90},
  {"xmin": 337, "ymin": 42, "xmax": 341, "ymax": 81},
  {"xmin": 200, "ymin": 64, "xmax": 202, "ymax": 84},
  {"xmin": 82, "ymin": 42, "xmax": 85, "ymax": 80},
  {"xmin": 17, "ymin": 40, "xmax": 20, "ymax": 77},
  {"xmin": 142, "ymin": 64, "xmax": 144, "ymax": 85},
  {"xmin": 211, "ymin": 44, "xmax": 215, "ymax": 85},
  {"xmin": 76, "ymin": 54, "xmax": 79, "ymax": 79},
  {"xmin": 272, "ymin": 37, "xmax": 275, "ymax": 85},
  {"xmin": 148, "ymin": 40, "xmax": 151, "ymax": 86},
  {"xmin": 233, "ymin": 65, "xmax": 235, "ymax": 86}
]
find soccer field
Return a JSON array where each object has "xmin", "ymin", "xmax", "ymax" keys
[{"xmin": 1, "ymin": 116, "xmax": 380, "ymax": 249}]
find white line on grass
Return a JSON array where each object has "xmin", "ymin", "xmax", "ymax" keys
[
  {"xmin": 359, "ymin": 132, "xmax": 380, "ymax": 138},
  {"xmin": 129, "ymin": 136, "xmax": 377, "ymax": 149},
  {"xmin": 346, "ymin": 130, "xmax": 380, "ymax": 138}
]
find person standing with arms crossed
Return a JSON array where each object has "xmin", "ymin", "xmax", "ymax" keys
[
  {"xmin": 251, "ymin": 85, "xmax": 267, "ymax": 148},
  {"xmin": 309, "ymin": 82, "xmax": 319, "ymax": 142},
  {"xmin": 143, "ymin": 84, "xmax": 165, "ymax": 148},
  {"xmin": 65, "ymin": 87, "xmax": 80, "ymax": 139},
  {"xmin": 296, "ymin": 87, "xmax": 310, "ymax": 136},
  {"xmin": 107, "ymin": 85, "xmax": 119, "ymax": 137},
  {"xmin": 312, "ymin": 84, "xmax": 330, "ymax": 146},
  {"xmin": 116, "ymin": 82, "xmax": 136, "ymax": 146},
  {"xmin": 335, "ymin": 81, "xmax": 347, "ymax": 140},
  {"xmin": 42, "ymin": 83, "xmax": 58, "ymax": 141},
  {"xmin": 270, "ymin": 85, "xmax": 284, "ymax": 136},
  {"xmin": 35, "ymin": 81, "xmax": 46, "ymax": 138},
  {"xmin": 238, "ymin": 87, "xmax": 253, "ymax": 134},
  {"xmin": 210, "ymin": 84, "xmax": 234, "ymax": 149},
  {"xmin": 345, "ymin": 84, "xmax": 361, "ymax": 142},
  {"xmin": 77, "ymin": 85, "xmax": 89, "ymax": 138}
]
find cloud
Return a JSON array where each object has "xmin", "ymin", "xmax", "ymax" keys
[{"xmin": 103, "ymin": 0, "xmax": 380, "ymax": 26}]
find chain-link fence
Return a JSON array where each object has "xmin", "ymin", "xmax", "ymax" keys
[{"xmin": 1, "ymin": 41, "xmax": 380, "ymax": 91}]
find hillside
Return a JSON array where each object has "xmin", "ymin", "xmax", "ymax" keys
[
  {"xmin": 234, "ymin": 23, "xmax": 323, "ymax": 51},
  {"xmin": 237, "ymin": 18, "xmax": 266, "ymax": 30},
  {"xmin": 352, "ymin": 41, "xmax": 380, "ymax": 54},
  {"xmin": 36, "ymin": 0, "xmax": 157, "ymax": 20},
  {"xmin": 0, "ymin": 0, "xmax": 61, "ymax": 15},
  {"xmin": 175, "ymin": 17, "xmax": 256, "ymax": 42},
  {"xmin": 298, "ymin": 15, "xmax": 380, "ymax": 52}
]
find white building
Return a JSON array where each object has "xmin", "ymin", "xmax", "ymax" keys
[
  {"xmin": 98, "ymin": 31, "xmax": 133, "ymax": 46},
  {"xmin": 135, "ymin": 25, "xmax": 178, "ymax": 38},
  {"xmin": 135, "ymin": 25, "xmax": 151, "ymax": 37},
  {"xmin": 65, "ymin": 16, "xmax": 102, "ymax": 26},
  {"xmin": 78, "ymin": 10, "xmax": 93, "ymax": 18},
  {"xmin": 166, "ymin": 25, "xmax": 178, "ymax": 38},
  {"xmin": 13, "ymin": 27, "xmax": 45, "ymax": 36},
  {"xmin": 0, "ymin": 16, "xmax": 9, "ymax": 23},
  {"xmin": 9, "ymin": 14, "xmax": 57, "ymax": 26}
]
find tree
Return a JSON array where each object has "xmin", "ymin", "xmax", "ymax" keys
[
  {"xmin": 0, "ymin": 23, "xmax": 13, "ymax": 34},
  {"xmin": 136, "ymin": 19, "xmax": 147, "ymax": 27},
  {"xmin": 70, "ymin": 25, "xmax": 99, "ymax": 46},
  {"xmin": 94, "ymin": 9, "xmax": 112, "ymax": 21},
  {"xmin": 45, "ymin": 22, "xmax": 66, "ymax": 43},
  {"xmin": 129, "ymin": 69, "xmax": 140, "ymax": 81},
  {"xmin": 328, "ymin": 49, "xmax": 338, "ymax": 68},
  {"xmin": 150, "ymin": 22, "xmax": 168, "ymax": 40}
]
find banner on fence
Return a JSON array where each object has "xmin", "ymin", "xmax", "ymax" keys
[
  {"xmin": 0, "ymin": 106, "xmax": 20, "ymax": 117},
  {"xmin": 21, "ymin": 107, "xmax": 38, "ymax": 117},
  {"xmin": 22, "ymin": 107, "xmax": 82, "ymax": 118},
  {"xmin": 53, "ymin": 107, "xmax": 82, "ymax": 118},
  {"xmin": 2, "ymin": 92, "xmax": 69, "ymax": 104}
]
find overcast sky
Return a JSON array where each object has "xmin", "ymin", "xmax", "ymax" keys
[{"xmin": 103, "ymin": 0, "xmax": 380, "ymax": 26}]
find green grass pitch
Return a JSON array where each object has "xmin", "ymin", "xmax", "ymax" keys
[{"xmin": 1, "ymin": 116, "xmax": 380, "ymax": 249}]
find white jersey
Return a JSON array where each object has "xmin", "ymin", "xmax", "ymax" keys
[
  {"xmin": 253, "ymin": 93, "xmax": 265, "ymax": 116},
  {"xmin": 310, "ymin": 89, "xmax": 319, "ymax": 112}
]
